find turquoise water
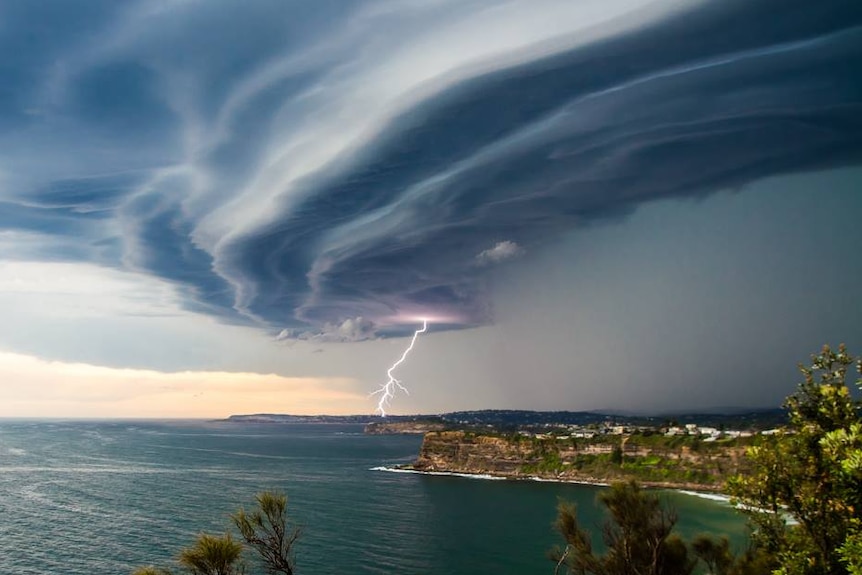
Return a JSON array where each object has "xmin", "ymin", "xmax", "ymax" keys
[{"xmin": 0, "ymin": 420, "xmax": 749, "ymax": 574}]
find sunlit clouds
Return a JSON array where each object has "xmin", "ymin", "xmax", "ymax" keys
[{"xmin": 0, "ymin": 352, "xmax": 365, "ymax": 418}]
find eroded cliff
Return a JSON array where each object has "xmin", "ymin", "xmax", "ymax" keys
[{"xmin": 411, "ymin": 431, "xmax": 748, "ymax": 491}]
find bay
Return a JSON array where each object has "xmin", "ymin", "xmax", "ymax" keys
[{"xmin": 0, "ymin": 420, "xmax": 749, "ymax": 574}]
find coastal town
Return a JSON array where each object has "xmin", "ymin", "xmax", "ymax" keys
[
  {"xmin": 361, "ymin": 409, "xmax": 786, "ymax": 491},
  {"xmin": 513, "ymin": 421, "xmax": 772, "ymax": 441}
]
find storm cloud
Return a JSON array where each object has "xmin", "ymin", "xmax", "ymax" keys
[{"xmin": 1, "ymin": 0, "xmax": 860, "ymax": 340}]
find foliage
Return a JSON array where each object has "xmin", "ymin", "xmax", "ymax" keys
[
  {"xmin": 550, "ymin": 481, "xmax": 699, "ymax": 575},
  {"xmin": 609, "ymin": 444, "xmax": 623, "ymax": 465},
  {"xmin": 691, "ymin": 535, "xmax": 735, "ymax": 575},
  {"xmin": 514, "ymin": 428, "xmax": 752, "ymax": 486},
  {"xmin": 132, "ymin": 491, "xmax": 298, "ymax": 575},
  {"xmin": 727, "ymin": 344, "xmax": 862, "ymax": 575},
  {"xmin": 132, "ymin": 568, "xmax": 175, "ymax": 575},
  {"xmin": 839, "ymin": 528, "xmax": 862, "ymax": 575},
  {"xmin": 232, "ymin": 491, "xmax": 300, "ymax": 575},
  {"xmin": 178, "ymin": 534, "xmax": 245, "ymax": 575},
  {"xmin": 551, "ymin": 481, "xmax": 785, "ymax": 575},
  {"xmin": 132, "ymin": 534, "xmax": 244, "ymax": 575}
]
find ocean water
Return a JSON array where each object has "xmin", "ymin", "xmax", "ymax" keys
[{"xmin": 0, "ymin": 420, "xmax": 749, "ymax": 574}]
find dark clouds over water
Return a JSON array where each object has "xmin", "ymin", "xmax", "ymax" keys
[{"xmin": 1, "ymin": 0, "xmax": 861, "ymax": 340}]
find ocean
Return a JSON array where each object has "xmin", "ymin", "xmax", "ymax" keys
[{"xmin": 0, "ymin": 420, "xmax": 749, "ymax": 574}]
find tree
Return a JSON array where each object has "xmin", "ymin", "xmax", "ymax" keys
[
  {"xmin": 691, "ymin": 535, "xmax": 735, "ymax": 575},
  {"xmin": 610, "ymin": 444, "xmax": 624, "ymax": 466},
  {"xmin": 551, "ymin": 481, "xmax": 778, "ymax": 575},
  {"xmin": 728, "ymin": 344, "xmax": 862, "ymax": 575},
  {"xmin": 132, "ymin": 533, "xmax": 244, "ymax": 575},
  {"xmin": 551, "ymin": 481, "xmax": 698, "ymax": 575},
  {"xmin": 132, "ymin": 568, "xmax": 174, "ymax": 575},
  {"xmin": 232, "ymin": 491, "xmax": 300, "ymax": 575},
  {"xmin": 178, "ymin": 534, "xmax": 245, "ymax": 575},
  {"xmin": 132, "ymin": 491, "xmax": 298, "ymax": 575}
]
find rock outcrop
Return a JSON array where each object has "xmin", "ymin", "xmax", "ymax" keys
[
  {"xmin": 363, "ymin": 420, "xmax": 446, "ymax": 434},
  {"xmin": 409, "ymin": 431, "xmax": 747, "ymax": 491},
  {"xmin": 413, "ymin": 431, "xmax": 537, "ymax": 473}
]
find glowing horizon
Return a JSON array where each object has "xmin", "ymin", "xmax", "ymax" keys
[{"xmin": 0, "ymin": 351, "xmax": 366, "ymax": 419}]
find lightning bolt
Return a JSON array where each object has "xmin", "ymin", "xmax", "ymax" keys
[{"xmin": 371, "ymin": 319, "xmax": 428, "ymax": 416}]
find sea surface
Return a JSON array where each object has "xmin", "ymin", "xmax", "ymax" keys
[{"xmin": 0, "ymin": 420, "xmax": 749, "ymax": 574}]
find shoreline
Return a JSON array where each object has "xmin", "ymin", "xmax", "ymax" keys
[{"xmin": 372, "ymin": 464, "xmax": 728, "ymax": 496}]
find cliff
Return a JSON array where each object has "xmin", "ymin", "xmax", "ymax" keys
[
  {"xmin": 364, "ymin": 420, "xmax": 447, "ymax": 434},
  {"xmin": 409, "ymin": 431, "xmax": 749, "ymax": 491}
]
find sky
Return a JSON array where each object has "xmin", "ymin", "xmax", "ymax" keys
[{"xmin": 0, "ymin": 0, "xmax": 860, "ymax": 418}]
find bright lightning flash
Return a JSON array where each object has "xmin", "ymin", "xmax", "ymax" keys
[{"xmin": 371, "ymin": 319, "xmax": 428, "ymax": 416}]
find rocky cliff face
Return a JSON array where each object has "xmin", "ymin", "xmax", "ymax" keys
[
  {"xmin": 413, "ymin": 431, "xmax": 539, "ymax": 473},
  {"xmin": 364, "ymin": 421, "xmax": 446, "ymax": 434},
  {"xmin": 411, "ymin": 431, "xmax": 747, "ymax": 490}
]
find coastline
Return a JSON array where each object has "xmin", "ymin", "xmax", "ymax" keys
[
  {"xmin": 372, "ymin": 464, "xmax": 728, "ymax": 495},
  {"xmin": 408, "ymin": 429, "xmax": 746, "ymax": 494}
]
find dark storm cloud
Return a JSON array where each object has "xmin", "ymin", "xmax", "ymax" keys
[{"xmin": 1, "ymin": 0, "xmax": 860, "ymax": 338}]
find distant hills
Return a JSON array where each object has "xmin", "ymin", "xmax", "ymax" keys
[{"xmin": 224, "ymin": 408, "xmax": 786, "ymax": 430}]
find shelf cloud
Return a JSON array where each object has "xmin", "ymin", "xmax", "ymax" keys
[{"xmin": 1, "ymin": 0, "xmax": 860, "ymax": 340}]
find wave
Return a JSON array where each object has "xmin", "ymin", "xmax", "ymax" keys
[
  {"xmin": 371, "ymin": 468, "xmax": 738, "ymax": 495},
  {"xmin": 0, "ymin": 464, "xmax": 250, "ymax": 475},
  {"xmin": 372, "ymin": 467, "xmax": 612, "ymax": 485},
  {"xmin": 677, "ymin": 491, "xmax": 798, "ymax": 524},
  {"xmin": 677, "ymin": 490, "xmax": 732, "ymax": 503},
  {"xmin": 0, "ymin": 465, "xmax": 180, "ymax": 475},
  {"xmin": 370, "ymin": 466, "xmax": 507, "ymax": 481},
  {"xmin": 527, "ymin": 476, "xmax": 609, "ymax": 486}
]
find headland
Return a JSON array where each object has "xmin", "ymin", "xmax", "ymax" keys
[{"xmin": 226, "ymin": 408, "xmax": 784, "ymax": 492}]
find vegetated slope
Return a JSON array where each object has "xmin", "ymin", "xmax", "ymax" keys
[{"xmin": 411, "ymin": 430, "xmax": 753, "ymax": 491}]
